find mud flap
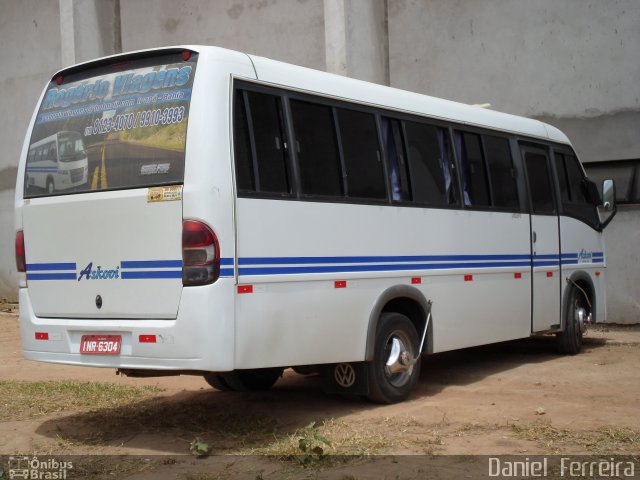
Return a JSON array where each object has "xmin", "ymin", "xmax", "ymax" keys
[{"xmin": 321, "ymin": 362, "xmax": 370, "ymax": 396}]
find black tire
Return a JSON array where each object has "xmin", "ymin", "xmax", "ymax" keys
[
  {"xmin": 367, "ymin": 312, "xmax": 421, "ymax": 404},
  {"xmin": 203, "ymin": 373, "xmax": 234, "ymax": 391},
  {"xmin": 556, "ymin": 286, "xmax": 586, "ymax": 355},
  {"xmin": 218, "ymin": 367, "xmax": 284, "ymax": 392}
]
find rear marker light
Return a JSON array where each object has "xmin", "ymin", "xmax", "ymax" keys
[
  {"xmin": 411, "ymin": 277, "xmax": 422, "ymax": 284},
  {"xmin": 514, "ymin": 273, "xmax": 522, "ymax": 279},
  {"xmin": 181, "ymin": 50, "xmax": 192, "ymax": 61},
  {"xmin": 464, "ymin": 275, "xmax": 473, "ymax": 282},
  {"xmin": 182, "ymin": 220, "xmax": 220, "ymax": 286},
  {"xmin": 139, "ymin": 334, "xmax": 156, "ymax": 343},
  {"xmin": 35, "ymin": 332, "xmax": 49, "ymax": 340},
  {"xmin": 334, "ymin": 280, "xmax": 347, "ymax": 289},
  {"xmin": 547, "ymin": 271, "xmax": 553, "ymax": 278},
  {"xmin": 15, "ymin": 230, "xmax": 26, "ymax": 273},
  {"xmin": 54, "ymin": 75, "xmax": 64, "ymax": 85},
  {"xmin": 238, "ymin": 285, "xmax": 253, "ymax": 294},
  {"xmin": 595, "ymin": 271, "xmax": 601, "ymax": 277}
]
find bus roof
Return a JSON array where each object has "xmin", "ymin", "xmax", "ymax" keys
[{"xmin": 51, "ymin": 44, "xmax": 570, "ymax": 145}]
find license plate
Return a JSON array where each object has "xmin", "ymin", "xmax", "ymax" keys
[{"xmin": 80, "ymin": 335, "xmax": 121, "ymax": 355}]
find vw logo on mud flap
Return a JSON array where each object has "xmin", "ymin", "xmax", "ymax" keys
[{"xmin": 334, "ymin": 363, "xmax": 356, "ymax": 388}]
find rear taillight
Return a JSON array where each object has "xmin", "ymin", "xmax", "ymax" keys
[
  {"xmin": 15, "ymin": 230, "xmax": 26, "ymax": 273},
  {"xmin": 182, "ymin": 220, "xmax": 219, "ymax": 286}
]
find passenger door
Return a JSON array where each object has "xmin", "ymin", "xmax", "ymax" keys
[{"xmin": 521, "ymin": 145, "xmax": 561, "ymax": 332}]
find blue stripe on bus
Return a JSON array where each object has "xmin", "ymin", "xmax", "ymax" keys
[
  {"xmin": 239, "ymin": 260, "xmax": 533, "ymax": 276},
  {"xmin": 220, "ymin": 258, "xmax": 234, "ymax": 266},
  {"xmin": 26, "ymin": 262, "xmax": 76, "ymax": 271},
  {"xmin": 121, "ymin": 260, "xmax": 182, "ymax": 269},
  {"xmin": 27, "ymin": 273, "xmax": 76, "ymax": 281},
  {"xmin": 121, "ymin": 271, "xmax": 183, "ymax": 279},
  {"xmin": 220, "ymin": 268, "xmax": 234, "ymax": 277},
  {"xmin": 238, "ymin": 254, "xmax": 532, "ymax": 265}
]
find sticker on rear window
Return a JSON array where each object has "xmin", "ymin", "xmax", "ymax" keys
[
  {"xmin": 147, "ymin": 185, "xmax": 182, "ymax": 202},
  {"xmin": 24, "ymin": 52, "xmax": 197, "ymax": 198}
]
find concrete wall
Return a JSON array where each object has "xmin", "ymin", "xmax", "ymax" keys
[
  {"xmin": 604, "ymin": 206, "xmax": 640, "ymax": 323},
  {"xmin": 0, "ymin": 1, "xmax": 62, "ymax": 300},
  {"xmin": 119, "ymin": 0, "xmax": 326, "ymax": 70},
  {"xmin": 387, "ymin": 0, "xmax": 640, "ymax": 163}
]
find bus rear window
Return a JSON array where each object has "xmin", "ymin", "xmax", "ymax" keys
[{"xmin": 24, "ymin": 51, "xmax": 197, "ymax": 198}]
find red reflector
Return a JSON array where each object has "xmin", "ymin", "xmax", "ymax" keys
[
  {"xmin": 334, "ymin": 280, "xmax": 347, "ymax": 289},
  {"xmin": 464, "ymin": 275, "xmax": 473, "ymax": 282},
  {"xmin": 15, "ymin": 230, "xmax": 26, "ymax": 273},
  {"xmin": 181, "ymin": 50, "xmax": 192, "ymax": 61},
  {"xmin": 514, "ymin": 272, "xmax": 522, "ymax": 279},
  {"xmin": 547, "ymin": 271, "xmax": 553, "ymax": 278},
  {"xmin": 595, "ymin": 271, "xmax": 601, "ymax": 277},
  {"xmin": 238, "ymin": 285, "xmax": 253, "ymax": 294},
  {"xmin": 35, "ymin": 332, "xmax": 48, "ymax": 340},
  {"xmin": 411, "ymin": 277, "xmax": 422, "ymax": 284},
  {"xmin": 139, "ymin": 334, "xmax": 156, "ymax": 343},
  {"xmin": 54, "ymin": 75, "xmax": 64, "ymax": 85}
]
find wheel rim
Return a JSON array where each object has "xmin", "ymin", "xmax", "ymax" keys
[
  {"xmin": 383, "ymin": 330, "xmax": 415, "ymax": 388},
  {"xmin": 48, "ymin": 181, "xmax": 54, "ymax": 194},
  {"xmin": 573, "ymin": 293, "xmax": 590, "ymax": 336}
]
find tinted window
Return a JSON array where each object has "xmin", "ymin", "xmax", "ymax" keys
[
  {"xmin": 337, "ymin": 109, "xmax": 385, "ymax": 199},
  {"xmin": 247, "ymin": 92, "xmax": 290, "ymax": 194},
  {"xmin": 381, "ymin": 117, "xmax": 410, "ymax": 201},
  {"xmin": 555, "ymin": 151, "xmax": 599, "ymax": 228},
  {"xmin": 291, "ymin": 100, "xmax": 342, "ymax": 197},
  {"xmin": 524, "ymin": 151, "xmax": 555, "ymax": 214},
  {"xmin": 555, "ymin": 153, "xmax": 571, "ymax": 202},
  {"xmin": 484, "ymin": 136, "xmax": 519, "ymax": 209},
  {"xmin": 564, "ymin": 154, "xmax": 588, "ymax": 203},
  {"xmin": 455, "ymin": 132, "xmax": 490, "ymax": 207},
  {"xmin": 405, "ymin": 121, "xmax": 455, "ymax": 206},
  {"xmin": 233, "ymin": 92, "xmax": 254, "ymax": 191}
]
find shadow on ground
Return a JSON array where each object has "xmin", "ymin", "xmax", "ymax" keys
[{"xmin": 36, "ymin": 335, "xmax": 607, "ymax": 454}]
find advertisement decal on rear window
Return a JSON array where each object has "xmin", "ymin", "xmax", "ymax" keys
[{"xmin": 24, "ymin": 52, "xmax": 197, "ymax": 198}]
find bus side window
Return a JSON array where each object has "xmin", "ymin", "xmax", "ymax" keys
[
  {"xmin": 381, "ymin": 117, "xmax": 411, "ymax": 202},
  {"xmin": 234, "ymin": 90, "xmax": 291, "ymax": 195},
  {"xmin": 454, "ymin": 131, "xmax": 490, "ymax": 207},
  {"xmin": 336, "ymin": 108, "xmax": 386, "ymax": 200},
  {"xmin": 290, "ymin": 99, "xmax": 343, "ymax": 197},
  {"xmin": 404, "ymin": 121, "xmax": 455, "ymax": 206},
  {"xmin": 483, "ymin": 135, "xmax": 519, "ymax": 210}
]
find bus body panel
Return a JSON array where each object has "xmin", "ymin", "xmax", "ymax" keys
[
  {"xmin": 234, "ymin": 199, "xmax": 532, "ymax": 367},
  {"xmin": 559, "ymin": 216, "xmax": 607, "ymax": 322}
]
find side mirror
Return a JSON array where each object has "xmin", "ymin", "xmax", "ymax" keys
[
  {"xmin": 602, "ymin": 179, "xmax": 615, "ymax": 210},
  {"xmin": 598, "ymin": 178, "xmax": 617, "ymax": 230}
]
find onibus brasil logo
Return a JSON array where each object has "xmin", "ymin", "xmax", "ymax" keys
[{"xmin": 77, "ymin": 262, "xmax": 119, "ymax": 281}]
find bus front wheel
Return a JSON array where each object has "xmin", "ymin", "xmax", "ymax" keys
[
  {"xmin": 556, "ymin": 285, "xmax": 588, "ymax": 355},
  {"xmin": 367, "ymin": 312, "xmax": 421, "ymax": 404}
]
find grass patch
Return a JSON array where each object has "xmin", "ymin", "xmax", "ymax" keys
[
  {"xmin": 251, "ymin": 418, "xmax": 390, "ymax": 463},
  {"xmin": 0, "ymin": 380, "xmax": 162, "ymax": 421},
  {"xmin": 511, "ymin": 420, "xmax": 639, "ymax": 454}
]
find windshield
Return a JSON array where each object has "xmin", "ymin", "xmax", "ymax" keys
[
  {"xmin": 24, "ymin": 51, "xmax": 197, "ymax": 198},
  {"xmin": 58, "ymin": 132, "xmax": 86, "ymax": 162}
]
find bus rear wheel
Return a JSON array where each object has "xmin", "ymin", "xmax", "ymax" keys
[
  {"xmin": 367, "ymin": 312, "xmax": 421, "ymax": 404},
  {"xmin": 206, "ymin": 368, "xmax": 284, "ymax": 392}
]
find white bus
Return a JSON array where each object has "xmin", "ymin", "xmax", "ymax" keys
[
  {"xmin": 25, "ymin": 131, "xmax": 88, "ymax": 194},
  {"xmin": 15, "ymin": 46, "xmax": 617, "ymax": 403}
]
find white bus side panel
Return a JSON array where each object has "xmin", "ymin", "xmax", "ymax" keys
[
  {"xmin": 559, "ymin": 216, "xmax": 606, "ymax": 323},
  {"xmin": 234, "ymin": 199, "xmax": 532, "ymax": 368}
]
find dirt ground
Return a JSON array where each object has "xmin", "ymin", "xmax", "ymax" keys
[{"xmin": 1, "ymin": 304, "xmax": 639, "ymax": 479}]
